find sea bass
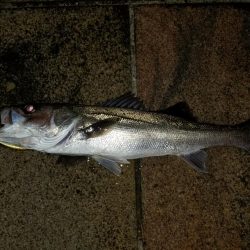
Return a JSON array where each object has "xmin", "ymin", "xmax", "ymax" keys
[{"xmin": 0, "ymin": 94, "xmax": 249, "ymax": 175}]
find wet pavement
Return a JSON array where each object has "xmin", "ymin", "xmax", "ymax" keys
[{"xmin": 0, "ymin": 1, "xmax": 249, "ymax": 249}]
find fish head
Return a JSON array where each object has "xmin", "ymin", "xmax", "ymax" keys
[
  {"xmin": 0, "ymin": 104, "xmax": 53, "ymax": 137},
  {"xmin": 0, "ymin": 105, "xmax": 78, "ymax": 150}
]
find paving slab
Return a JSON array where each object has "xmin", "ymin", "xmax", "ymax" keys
[
  {"xmin": 0, "ymin": 6, "xmax": 137, "ymax": 249},
  {"xmin": 135, "ymin": 5, "xmax": 250, "ymax": 249}
]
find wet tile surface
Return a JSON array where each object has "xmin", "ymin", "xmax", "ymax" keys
[
  {"xmin": 0, "ymin": 7, "xmax": 137, "ymax": 249},
  {"xmin": 136, "ymin": 5, "xmax": 250, "ymax": 249}
]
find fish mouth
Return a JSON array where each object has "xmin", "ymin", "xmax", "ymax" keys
[{"xmin": 0, "ymin": 109, "xmax": 12, "ymax": 126}]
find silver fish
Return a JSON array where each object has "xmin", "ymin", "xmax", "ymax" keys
[{"xmin": 0, "ymin": 94, "xmax": 249, "ymax": 175}]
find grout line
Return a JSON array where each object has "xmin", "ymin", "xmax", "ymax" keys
[
  {"xmin": 134, "ymin": 160, "xmax": 144, "ymax": 250},
  {"xmin": 129, "ymin": 5, "xmax": 144, "ymax": 250},
  {"xmin": 1, "ymin": 1, "xmax": 246, "ymax": 10},
  {"xmin": 129, "ymin": 4, "xmax": 137, "ymax": 95}
]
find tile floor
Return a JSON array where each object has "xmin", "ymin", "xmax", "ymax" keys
[{"xmin": 0, "ymin": 1, "xmax": 249, "ymax": 249}]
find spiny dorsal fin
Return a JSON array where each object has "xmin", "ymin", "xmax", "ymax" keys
[
  {"xmin": 79, "ymin": 118, "xmax": 119, "ymax": 139},
  {"xmin": 102, "ymin": 93, "xmax": 145, "ymax": 110}
]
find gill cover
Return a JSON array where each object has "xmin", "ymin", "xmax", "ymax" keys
[{"xmin": 11, "ymin": 109, "xmax": 26, "ymax": 124}]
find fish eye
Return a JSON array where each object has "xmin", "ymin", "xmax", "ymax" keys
[{"xmin": 24, "ymin": 105, "xmax": 35, "ymax": 114}]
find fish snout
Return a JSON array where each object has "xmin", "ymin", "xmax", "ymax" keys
[{"xmin": 0, "ymin": 108, "xmax": 11, "ymax": 126}]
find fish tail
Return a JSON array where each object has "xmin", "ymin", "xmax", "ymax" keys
[{"xmin": 236, "ymin": 119, "xmax": 250, "ymax": 152}]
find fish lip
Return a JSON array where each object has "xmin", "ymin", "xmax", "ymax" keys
[{"xmin": 0, "ymin": 109, "xmax": 12, "ymax": 125}]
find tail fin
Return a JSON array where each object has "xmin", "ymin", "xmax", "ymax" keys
[{"xmin": 237, "ymin": 119, "xmax": 250, "ymax": 152}]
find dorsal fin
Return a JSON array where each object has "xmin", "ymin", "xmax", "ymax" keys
[
  {"xmin": 102, "ymin": 93, "xmax": 145, "ymax": 110},
  {"xmin": 159, "ymin": 102, "xmax": 196, "ymax": 122}
]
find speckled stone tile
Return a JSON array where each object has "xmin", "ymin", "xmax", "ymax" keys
[
  {"xmin": 0, "ymin": 7, "xmax": 137, "ymax": 249},
  {"xmin": 136, "ymin": 5, "xmax": 250, "ymax": 250},
  {"xmin": 0, "ymin": 7, "xmax": 130, "ymax": 105}
]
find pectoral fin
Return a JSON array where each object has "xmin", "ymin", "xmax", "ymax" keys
[
  {"xmin": 92, "ymin": 155, "xmax": 129, "ymax": 176},
  {"xmin": 181, "ymin": 150, "xmax": 208, "ymax": 173},
  {"xmin": 79, "ymin": 118, "xmax": 119, "ymax": 139}
]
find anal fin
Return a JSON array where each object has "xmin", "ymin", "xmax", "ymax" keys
[{"xmin": 181, "ymin": 150, "xmax": 208, "ymax": 173}]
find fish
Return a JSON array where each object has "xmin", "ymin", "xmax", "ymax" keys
[{"xmin": 0, "ymin": 93, "xmax": 249, "ymax": 175}]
